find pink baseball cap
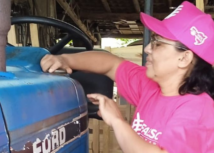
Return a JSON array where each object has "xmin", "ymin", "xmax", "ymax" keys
[{"xmin": 140, "ymin": 1, "xmax": 214, "ymax": 65}]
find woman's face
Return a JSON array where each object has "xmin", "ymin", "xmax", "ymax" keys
[{"xmin": 144, "ymin": 35, "xmax": 191, "ymax": 81}]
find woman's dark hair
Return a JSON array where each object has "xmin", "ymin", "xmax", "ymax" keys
[{"xmin": 176, "ymin": 43, "xmax": 214, "ymax": 99}]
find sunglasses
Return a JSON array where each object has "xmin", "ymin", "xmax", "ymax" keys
[{"xmin": 150, "ymin": 35, "xmax": 188, "ymax": 51}]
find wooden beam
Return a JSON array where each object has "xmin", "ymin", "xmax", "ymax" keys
[
  {"xmin": 205, "ymin": 6, "xmax": 214, "ymax": 9},
  {"xmin": 132, "ymin": 0, "xmax": 141, "ymax": 13},
  {"xmin": 101, "ymin": 0, "xmax": 111, "ymax": 13},
  {"xmin": 196, "ymin": 0, "xmax": 204, "ymax": 12},
  {"xmin": 80, "ymin": 13, "xmax": 168, "ymax": 20},
  {"xmin": 101, "ymin": 34, "xmax": 143, "ymax": 38},
  {"xmin": 81, "ymin": 12, "xmax": 214, "ymax": 20},
  {"xmin": 95, "ymin": 27, "xmax": 143, "ymax": 33},
  {"xmin": 56, "ymin": 0, "xmax": 97, "ymax": 42}
]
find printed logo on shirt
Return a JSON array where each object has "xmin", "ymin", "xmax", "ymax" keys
[
  {"xmin": 132, "ymin": 112, "xmax": 162, "ymax": 145},
  {"xmin": 165, "ymin": 5, "xmax": 183, "ymax": 19}
]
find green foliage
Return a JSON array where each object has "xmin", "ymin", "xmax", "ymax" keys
[
  {"xmin": 56, "ymin": 39, "xmax": 73, "ymax": 45},
  {"xmin": 68, "ymin": 40, "xmax": 73, "ymax": 44},
  {"xmin": 116, "ymin": 38, "xmax": 139, "ymax": 46}
]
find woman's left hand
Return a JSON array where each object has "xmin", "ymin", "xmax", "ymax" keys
[{"xmin": 87, "ymin": 93, "xmax": 124, "ymax": 127}]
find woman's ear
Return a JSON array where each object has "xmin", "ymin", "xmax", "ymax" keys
[{"xmin": 178, "ymin": 50, "xmax": 194, "ymax": 68}]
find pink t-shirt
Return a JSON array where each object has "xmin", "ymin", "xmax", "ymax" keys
[{"xmin": 115, "ymin": 61, "xmax": 214, "ymax": 153}]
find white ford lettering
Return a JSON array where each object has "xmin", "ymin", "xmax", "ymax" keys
[{"xmin": 33, "ymin": 127, "xmax": 66, "ymax": 153}]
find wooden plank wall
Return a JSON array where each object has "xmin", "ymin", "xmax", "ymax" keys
[
  {"xmin": 88, "ymin": 104, "xmax": 135, "ymax": 153},
  {"xmin": 7, "ymin": 24, "xmax": 40, "ymax": 47}
]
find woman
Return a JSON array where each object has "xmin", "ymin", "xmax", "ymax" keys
[{"xmin": 40, "ymin": 1, "xmax": 214, "ymax": 153}]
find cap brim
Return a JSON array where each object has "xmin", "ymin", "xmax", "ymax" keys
[{"xmin": 140, "ymin": 12, "xmax": 177, "ymax": 40}]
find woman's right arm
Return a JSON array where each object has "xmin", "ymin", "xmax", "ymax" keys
[{"xmin": 40, "ymin": 51, "xmax": 124, "ymax": 81}]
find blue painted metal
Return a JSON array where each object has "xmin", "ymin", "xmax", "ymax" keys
[
  {"xmin": 6, "ymin": 46, "xmax": 49, "ymax": 72},
  {"xmin": 79, "ymin": 132, "xmax": 89, "ymax": 153},
  {"xmin": 72, "ymin": 81, "xmax": 88, "ymax": 114},
  {"xmin": 56, "ymin": 133, "xmax": 89, "ymax": 153},
  {"xmin": 0, "ymin": 46, "xmax": 89, "ymax": 153},
  {"xmin": 0, "ymin": 104, "xmax": 10, "ymax": 153}
]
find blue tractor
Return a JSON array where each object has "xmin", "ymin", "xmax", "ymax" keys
[{"xmin": 0, "ymin": 16, "xmax": 113, "ymax": 153}]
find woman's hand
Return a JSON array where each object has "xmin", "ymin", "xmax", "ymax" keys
[
  {"xmin": 40, "ymin": 54, "xmax": 72, "ymax": 74},
  {"xmin": 87, "ymin": 93, "xmax": 124, "ymax": 127},
  {"xmin": 88, "ymin": 94, "xmax": 168, "ymax": 153}
]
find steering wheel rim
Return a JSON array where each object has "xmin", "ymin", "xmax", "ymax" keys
[{"xmin": 11, "ymin": 16, "xmax": 93, "ymax": 54}]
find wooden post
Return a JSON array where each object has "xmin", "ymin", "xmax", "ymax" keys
[
  {"xmin": 30, "ymin": 24, "xmax": 40, "ymax": 47},
  {"xmin": 7, "ymin": 25, "xmax": 17, "ymax": 46},
  {"xmin": 103, "ymin": 122, "xmax": 110, "ymax": 153},
  {"xmin": 49, "ymin": 0, "xmax": 56, "ymax": 18},
  {"xmin": 196, "ymin": 0, "xmax": 204, "ymax": 12},
  {"xmin": 92, "ymin": 119, "xmax": 100, "ymax": 153}
]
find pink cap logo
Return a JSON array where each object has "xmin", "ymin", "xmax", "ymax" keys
[{"xmin": 190, "ymin": 26, "xmax": 208, "ymax": 45}]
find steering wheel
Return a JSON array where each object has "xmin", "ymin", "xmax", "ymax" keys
[
  {"xmin": 11, "ymin": 16, "xmax": 93, "ymax": 54},
  {"xmin": 11, "ymin": 16, "xmax": 105, "ymax": 120}
]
